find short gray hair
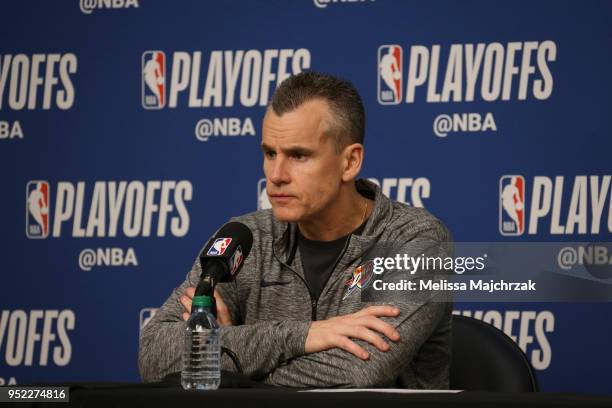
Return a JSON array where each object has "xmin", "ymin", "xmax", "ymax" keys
[{"xmin": 269, "ymin": 72, "xmax": 365, "ymax": 151}]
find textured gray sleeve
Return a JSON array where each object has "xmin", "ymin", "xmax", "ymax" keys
[
  {"xmin": 138, "ymin": 254, "xmax": 310, "ymax": 383},
  {"xmin": 262, "ymin": 300, "xmax": 450, "ymax": 388},
  {"xmin": 218, "ymin": 320, "xmax": 311, "ymax": 379}
]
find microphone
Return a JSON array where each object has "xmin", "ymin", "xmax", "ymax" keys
[
  {"xmin": 194, "ymin": 222, "xmax": 253, "ymax": 301},
  {"xmin": 189, "ymin": 221, "xmax": 252, "ymax": 374}
]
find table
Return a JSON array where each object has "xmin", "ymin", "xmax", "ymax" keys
[{"xmin": 14, "ymin": 383, "xmax": 612, "ymax": 408}]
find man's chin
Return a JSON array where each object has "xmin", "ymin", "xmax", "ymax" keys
[{"xmin": 271, "ymin": 207, "xmax": 302, "ymax": 223}]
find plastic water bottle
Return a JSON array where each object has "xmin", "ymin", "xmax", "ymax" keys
[{"xmin": 181, "ymin": 295, "xmax": 221, "ymax": 390}]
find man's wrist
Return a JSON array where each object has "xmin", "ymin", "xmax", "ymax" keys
[{"xmin": 286, "ymin": 320, "xmax": 312, "ymax": 358}]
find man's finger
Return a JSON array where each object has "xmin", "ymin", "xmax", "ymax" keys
[
  {"xmin": 184, "ymin": 287, "xmax": 195, "ymax": 298},
  {"xmin": 356, "ymin": 305, "xmax": 400, "ymax": 318},
  {"xmin": 180, "ymin": 295, "xmax": 192, "ymax": 314},
  {"xmin": 336, "ymin": 336, "xmax": 370, "ymax": 360},
  {"xmin": 213, "ymin": 290, "xmax": 232, "ymax": 326},
  {"xmin": 360, "ymin": 316, "xmax": 401, "ymax": 341},
  {"xmin": 215, "ymin": 298, "xmax": 232, "ymax": 326},
  {"xmin": 217, "ymin": 312, "xmax": 232, "ymax": 326},
  {"xmin": 216, "ymin": 304, "xmax": 232, "ymax": 326},
  {"xmin": 213, "ymin": 290, "xmax": 224, "ymax": 305},
  {"xmin": 347, "ymin": 326, "xmax": 390, "ymax": 352},
  {"xmin": 182, "ymin": 312, "xmax": 189, "ymax": 321}
]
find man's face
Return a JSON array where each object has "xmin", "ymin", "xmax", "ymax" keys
[{"xmin": 261, "ymin": 99, "xmax": 344, "ymax": 223}]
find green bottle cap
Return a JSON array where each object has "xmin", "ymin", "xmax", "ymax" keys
[{"xmin": 192, "ymin": 295, "xmax": 212, "ymax": 308}]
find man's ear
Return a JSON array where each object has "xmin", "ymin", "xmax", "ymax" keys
[{"xmin": 341, "ymin": 143, "xmax": 364, "ymax": 182}]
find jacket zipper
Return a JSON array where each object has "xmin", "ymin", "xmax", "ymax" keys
[
  {"xmin": 274, "ymin": 254, "xmax": 318, "ymax": 321},
  {"xmin": 273, "ymin": 235, "xmax": 353, "ymax": 321},
  {"xmin": 312, "ymin": 236, "xmax": 352, "ymax": 320}
]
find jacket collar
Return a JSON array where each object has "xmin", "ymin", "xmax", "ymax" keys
[{"xmin": 272, "ymin": 178, "xmax": 394, "ymax": 265}]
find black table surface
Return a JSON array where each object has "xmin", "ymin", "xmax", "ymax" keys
[{"xmin": 12, "ymin": 381, "xmax": 612, "ymax": 408}]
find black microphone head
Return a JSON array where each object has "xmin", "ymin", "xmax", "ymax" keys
[
  {"xmin": 215, "ymin": 221, "xmax": 253, "ymax": 258},
  {"xmin": 200, "ymin": 221, "xmax": 253, "ymax": 281}
]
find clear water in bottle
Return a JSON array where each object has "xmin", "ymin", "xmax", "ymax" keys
[{"xmin": 181, "ymin": 295, "xmax": 221, "ymax": 390}]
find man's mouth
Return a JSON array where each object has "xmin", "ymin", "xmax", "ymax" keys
[{"xmin": 268, "ymin": 194, "xmax": 295, "ymax": 202}]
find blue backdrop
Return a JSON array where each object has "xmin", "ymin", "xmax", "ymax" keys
[{"xmin": 0, "ymin": 0, "xmax": 611, "ymax": 393}]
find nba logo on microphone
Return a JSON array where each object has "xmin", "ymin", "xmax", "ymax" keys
[
  {"xmin": 208, "ymin": 238, "xmax": 232, "ymax": 256},
  {"xmin": 377, "ymin": 45, "xmax": 403, "ymax": 105},
  {"xmin": 26, "ymin": 181, "xmax": 50, "ymax": 239},
  {"xmin": 229, "ymin": 245, "xmax": 244, "ymax": 275},
  {"xmin": 142, "ymin": 51, "xmax": 166, "ymax": 109},
  {"xmin": 499, "ymin": 175, "xmax": 526, "ymax": 236}
]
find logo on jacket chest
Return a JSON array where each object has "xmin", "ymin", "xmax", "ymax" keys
[{"xmin": 343, "ymin": 260, "xmax": 374, "ymax": 300}]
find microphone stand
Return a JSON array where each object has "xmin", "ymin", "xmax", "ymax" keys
[{"xmin": 194, "ymin": 259, "xmax": 227, "ymax": 318}]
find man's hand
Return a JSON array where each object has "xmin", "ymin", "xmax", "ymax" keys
[
  {"xmin": 180, "ymin": 287, "xmax": 232, "ymax": 326},
  {"xmin": 305, "ymin": 305, "xmax": 401, "ymax": 360}
]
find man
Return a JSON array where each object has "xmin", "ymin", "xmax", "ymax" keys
[{"xmin": 139, "ymin": 72, "xmax": 452, "ymax": 388}]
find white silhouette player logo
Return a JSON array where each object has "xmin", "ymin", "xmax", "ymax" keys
[
  {"xmin": 501, "ymin": 176, "xmax": 524, "ymax": 234},
  {"xmin": 379, "ymin": 46, "xmax": 402, "ymax": 103},
  {"xmin": 207, "ymin": 238, "xmax": 232, "ymax": 256},
  {"xmin": 143, "ymin": 52, "xmax": 165, "ymax": 107},
  {"xmin": 257, "ymin": 179, "xmax": 272, "ymax": 210},
  {"xmin": 27, "ymin": 182, "xmax": 49, "ymax": 237}
]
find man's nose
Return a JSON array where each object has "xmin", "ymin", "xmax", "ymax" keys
[{"xmin": 268, "ymin": 156, "xmax": 290, "ymax": 185}]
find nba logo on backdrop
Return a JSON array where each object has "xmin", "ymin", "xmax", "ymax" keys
[
  {"xmin": 139, "ymin": 308, "xmax": 158, "ymax": 331},
  {"xmin": 377, "ymin": 45, "xmax": 403, "ymax": 105},
  {"xmin": 499, "ymin": 175, "xmax": 526, "ymax": 236},
  {"xmin": 26, "ymin": 181, "xmax": 50, "ymax": 239},
  {"xmin": 257, "ymin": 178, "xmax": 271, "ymax": 210},
  {"xmin": 142, "ymin": 51, "xmax": 166, "ymax": 109}
]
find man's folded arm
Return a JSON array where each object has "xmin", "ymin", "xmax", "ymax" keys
[
  {"xmin": 138, "ymin": 257, "xmax": 311, "ymax": 383},
  {"xmin": 261, "ymin": 299, "xmax": 451, "ymax": 388}
]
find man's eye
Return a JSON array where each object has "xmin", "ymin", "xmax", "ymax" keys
[
  {"xmin": 292, "ymin": 153, "xmax": 306, "ymax": 160},
  {"xmin": 265, "ymin": 151, "xmax": 276, "ymax": 159}
]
